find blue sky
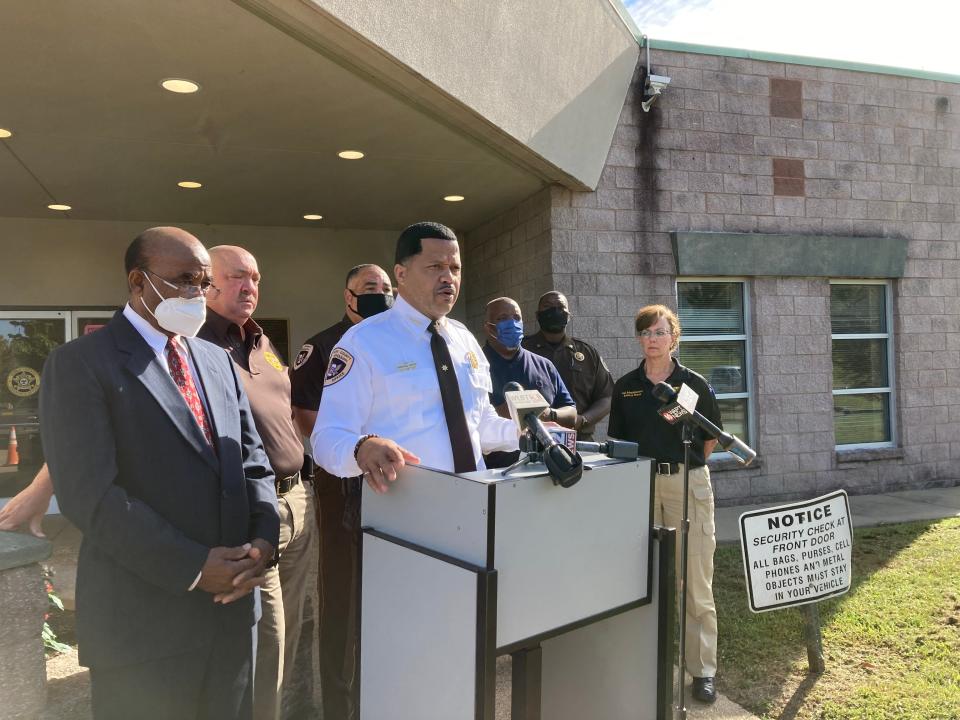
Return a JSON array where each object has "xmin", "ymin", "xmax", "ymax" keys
[{"xmin": 624, "ymin": 0, "xmax": 960, "ymax": 76}]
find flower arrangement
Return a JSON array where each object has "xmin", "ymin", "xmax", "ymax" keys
[{"xmin": 41, "ymin": 567, "xmax": 71, "ymax": 654}]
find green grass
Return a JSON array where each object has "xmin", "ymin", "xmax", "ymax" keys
[{"xmin": 714, "ymin": 517, "xmax": 960, "ymax": 720}]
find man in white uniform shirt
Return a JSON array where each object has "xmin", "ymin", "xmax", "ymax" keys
[{"xmin": 312, "ymin": 221, "xmax": 518, "ymax": 490}]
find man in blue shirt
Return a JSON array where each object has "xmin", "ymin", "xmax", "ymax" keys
[
  {"xmin": 482, "ymin": 297, "xmax": 576, "ymax": 468},
  {"xmin": 482, "ymin": 296, "xmax": 577, "ymax": 424}
]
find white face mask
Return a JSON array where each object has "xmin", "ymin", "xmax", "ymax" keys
[{"xmin": 141, "ymin": 273, "xmax": 207, "ymax": 338}]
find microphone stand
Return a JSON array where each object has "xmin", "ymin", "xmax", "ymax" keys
[{"xmin": 675, "ymin": 422, "xmax": 692, "ymax": 720}]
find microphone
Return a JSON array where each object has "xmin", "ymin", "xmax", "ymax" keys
[
  {"xmin": 651, "ymin": 382, "xmax": 756, "ymax": 466},
  {"xmin": 575, "ymin": 439, "xmax": 640, "ymax": 460},
  {"xmin": 503, "ymin": 382, "xmax": 583, "ymax": 487}
]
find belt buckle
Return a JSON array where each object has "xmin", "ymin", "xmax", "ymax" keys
[
  {"xmin": 277, "ymin": 471, "xmax": 299, "ymax": 496},
  {"xmin": 657, "ymin": 462, "xmax": 672, "ymax": 476}
]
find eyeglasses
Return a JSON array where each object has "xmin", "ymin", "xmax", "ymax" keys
[
  {"xmin": 143, "ymin": 268, "xmax": 219, "ymax": 298},
  {"xmin": 638, "ymin": 329, "xmax": 671, "ymax": 339}
]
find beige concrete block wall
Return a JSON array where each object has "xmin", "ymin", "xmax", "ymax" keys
[
  {"xmin": 463, "ymin": 187, "xmax": 555, "ymax": 334},
  {"xmin": 542, "ymin": 52, "xmax": 960, "ymax": 504},
  {"xmin": 0, "ymin": 217, "xmax": 396, "ymax": 353}
]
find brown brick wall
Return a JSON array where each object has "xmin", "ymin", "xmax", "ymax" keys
[{"xmin": 509, "ymin": 50, "xmax": 960, "ymax": 504}]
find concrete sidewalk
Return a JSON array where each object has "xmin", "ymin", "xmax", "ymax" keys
[{"xmin": 715, "ymin": 483, "xmax": 960, "ymax": 545}]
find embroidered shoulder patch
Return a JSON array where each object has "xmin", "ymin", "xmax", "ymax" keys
[
  {"xmin": 293, "ymin": 344, "xmax": 313, "ymax": 370},
  {"xmin": 324, "ymin": 347, "xmax": 354, "ymax": 386},
  {"xmin": 264, "ymin": 351, "xmax": 284, "ymax": 372}
]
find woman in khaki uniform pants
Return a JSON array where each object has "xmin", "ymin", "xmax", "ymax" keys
[{"xmin": 608, "ymin": 304, "xmax": 721, "ymax": 705}]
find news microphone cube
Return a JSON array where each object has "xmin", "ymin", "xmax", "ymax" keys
[
  {"xmin": 677, "ymin": 383, "xmax": 699, "ymax": 413},
  {"xmin": 658, "ymin": 402, "xmax": 689, "ymax": 424},
  {"xmin": 504, "ymin": 388, "xmax": 549, "ymax": 430},
  {"xmin": 545, "ymin": 422, "xmax": 577, "ymax": 451}
]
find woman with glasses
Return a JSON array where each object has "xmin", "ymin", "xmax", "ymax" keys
[{"xmin": 607, "ymin": 304, "xmax": 723, "ymax": 705}]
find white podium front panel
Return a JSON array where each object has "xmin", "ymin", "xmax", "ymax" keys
[
  {"xmin": 539, "ymin": 538, "xmax": 663, "ymax": 720},
  {"xmin": 362, "ymin": 465, "xmax": 491, "ymax": 567},
  {"xmin": 360, "ymin": 533, "xmax": 481, "ymax": 720},
  {"xmin": 493, "ymin": 459, "xmax": 650, "ymax": 648}
]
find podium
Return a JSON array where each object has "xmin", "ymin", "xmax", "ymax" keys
[{"xmin": 359, "ymin": 453, "xmax": 675, "ymax": 720}]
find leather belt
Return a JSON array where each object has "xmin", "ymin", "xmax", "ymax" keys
[
  {"xmin": 277, "ymin": 471, "xmax": 301, "ymax": 496},
  {"xmin": 656, "ymin": 462, "xmax": 681, "ymax": 476},
  {"xmin": 341, "ymin": 477, "xmax": 362, "ymax": 496}
]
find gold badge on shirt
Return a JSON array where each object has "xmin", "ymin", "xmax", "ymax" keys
[
  {"xmin": 574, "ymin": 351, "xmax": 585, "ymax": 362},
  {"xmin": 466, "ymin": 351, "xmax": 479, "ymax": 369},
  {"xmin": 263, "ymin": 351, "xmax": 284, "ymax": 372}
]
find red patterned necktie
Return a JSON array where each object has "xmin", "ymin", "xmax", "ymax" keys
[{"xmin": 166, "ymin": 337, "xmax": 214, "ymax": 446}]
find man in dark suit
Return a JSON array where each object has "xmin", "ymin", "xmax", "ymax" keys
[{"xmin": 40, "ymin": 227, "xmax": 280, "ymax": 720}]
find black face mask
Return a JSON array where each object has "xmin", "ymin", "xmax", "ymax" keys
[
  {"xmin": 536, "ymin": 307, "xmax": 569, "ymax": 333},
  {"xmin": 350, "ymin": 290, "xmax": 394, "ymax": 319}
]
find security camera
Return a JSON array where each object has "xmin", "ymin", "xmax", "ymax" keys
[{"xmin": 641, "ymin": 73, "xmax": 671, "ymax": 112}]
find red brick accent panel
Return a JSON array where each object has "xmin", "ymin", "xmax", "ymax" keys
[
  {"xmin": 773, "ymin": 157, "xmax": 805, "ymax": 196},
  {"xmin": 770, "ymin": 78, "xmax": 802, "ymax": 118}
]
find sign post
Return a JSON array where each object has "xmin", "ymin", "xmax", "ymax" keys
[{"xmin": 739, "ymin": 490, "xmax": 853, "ymax": 673}]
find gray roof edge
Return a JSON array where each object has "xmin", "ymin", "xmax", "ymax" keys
[{"xmin": 647, "ymin": 38, "xmax": 960, "ymax": 85}]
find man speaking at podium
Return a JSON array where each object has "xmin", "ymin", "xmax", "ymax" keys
[{"xmin": 312, "ymin": 221, "xmax": 518, "ymax": 492}]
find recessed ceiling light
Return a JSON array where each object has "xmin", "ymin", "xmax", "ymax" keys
[
  {"xmin": 161, "ymin": 78, "xmax": 201, "ymax": 94},
  {"xmin": 0, "ymin": 128, "xmax": 12, "ymax": 138},
  {"xmin": 177, "ymin": 180, "xmax": 202, "ymax": 189},
  {"xmin": 303, "ymin": 214, "xmax": 323, "ymax": 220},
  {"xmin": 48, "ymin": 204, "xmax": 71, "ymax": 211},
  {"xmin": 338, "ymin": 150, "xmax": 364, "ymax": 160},
  {"xmin": 444, "ymin": 195, "xmax": 465, "ymax": 202}
]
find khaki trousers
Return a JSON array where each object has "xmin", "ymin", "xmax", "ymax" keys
[
  {"xmin": 653, "ymin": 464, "xmax": 718, "ymax": 677},
  {"xmin": 253, "ymin": 480, "xmax": 315, "ymax": 720}
]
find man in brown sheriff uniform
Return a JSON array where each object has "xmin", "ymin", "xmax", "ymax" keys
[
  {"xmin": 201, "ymin": 245, "xmax": 313, "ymax": 720},
  {"xmin": 522, "ymin": 290, "xmax": 614, "ymax": 441},
  {"xmin": 289, "ymin": 263, "xmax": 393, "ymax": 720}
]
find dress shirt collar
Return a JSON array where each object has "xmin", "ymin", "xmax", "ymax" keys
[
  {"xmin": 203, "ymin": 307, "xmax": 262, "ymax": 345},
  {"xmin": 392, "ymin": 294, "xmax": 450, "ymax": 337},
  {"xmin": 123, "ymin": 302, "xmax": 172, "ymax": 357}
]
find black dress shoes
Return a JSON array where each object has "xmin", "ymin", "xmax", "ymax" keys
[{"xmin": 692, "ymin": 676, "xmax": 717, "ymax": 704}]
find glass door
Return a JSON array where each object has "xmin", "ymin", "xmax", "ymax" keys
[
  {"xmin": 73, "ymin": 310, "xmax": 116, "ymax": 338},
  {"xmin": 0, "ymin": 311, "xmax": 68, "ymax": 498}
]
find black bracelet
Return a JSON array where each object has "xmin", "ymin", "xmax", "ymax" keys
[{"xmin": 354, "ymin": 433, "xmax": 378, "ymax": 461}]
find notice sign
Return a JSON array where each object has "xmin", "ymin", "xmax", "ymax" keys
[{"xmin": 739, "ymin": 490, "xmax": 852, "ymax": 613}]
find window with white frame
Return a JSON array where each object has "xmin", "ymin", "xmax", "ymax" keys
[
  {"xmin": 676, "ymin": 280, "xmax": 752, "ymax": 446},
  {"xmin": 830, "ymin": 281, "xmax": 894, "ymax": 447}
]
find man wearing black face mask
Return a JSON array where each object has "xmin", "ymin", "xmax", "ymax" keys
[
  {"xmin": 289, "ymin": 262, "xmax": 391, "ymax": 720},
  {"xmin": 522, "ymin": 291, "xmax": 614, "ymax": 441},
  {"xmin": 290, "ymin": 264, "xmax": 393, "ymax": 437}
]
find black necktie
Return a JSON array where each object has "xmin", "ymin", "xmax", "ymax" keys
[{"xmin": 427, "ymin": 321, "xmax": 477, "ymax": 473}]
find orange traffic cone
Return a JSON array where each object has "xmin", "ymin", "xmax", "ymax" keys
[{"xmin": 5, "ymin": 426, "xmax": 19, "ymax": 466}]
